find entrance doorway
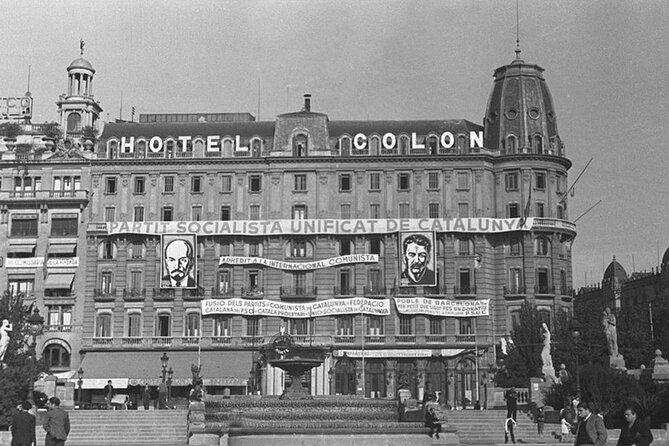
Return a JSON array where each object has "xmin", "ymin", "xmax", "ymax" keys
[
  {"xmin": 454, "ymin": 358, "xmax": 476, "ymax": 409},
  {"xmin": 333, "ymin": 356, "xmax": 356, "ymax": 395}
]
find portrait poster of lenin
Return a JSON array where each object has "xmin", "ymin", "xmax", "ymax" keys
[{"xmin": 161, "ymin": 233, "xmax": 197, "ymax": 289}]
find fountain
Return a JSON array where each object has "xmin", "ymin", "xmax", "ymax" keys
[{"xmin": 261, "ymin": 329, "xmax": 327, "ymax": 400}]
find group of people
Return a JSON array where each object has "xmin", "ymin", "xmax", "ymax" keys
[
  {"xmin": 104, "ymin": 380, "xmax": 170, "ymax": 410},
  {"xmin": 10, "ymin": 397, "xmax": 70, "ymax": 446}
]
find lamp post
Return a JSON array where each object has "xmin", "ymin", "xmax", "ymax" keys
[
  {"xmin": 571, "ymin": 322, "xmax": 581, "ymax": 399},
  {"xmin": 26, "ymin": 307, "xmax": 45, "ymax": 406},
  {"xmin": 167, "ymin": 367, "xmax": 174, "ymax": 402},
  {"xmin": 160, "ymin": 352, "xmax": 169, "ymax": 383},
  {"xmin": 328, "ymin": 368, "xmax": 334, "ymax": 395},
  {"xmin": 77, "ymin": 367, "xmax": 84, "ymax": 408}
]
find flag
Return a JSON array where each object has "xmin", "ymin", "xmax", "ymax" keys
[{"xmin": 519, "ymin": 179, "xmax": 532, "ymax": 226}]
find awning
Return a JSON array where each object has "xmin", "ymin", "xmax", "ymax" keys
[
  {"xmin": 77, "ymin": 351, "xmax": 252, "ymax": 388},
  {"xmin": 8, "ymin": 245, "xmax": 36, "ymax": 254},
  {"xmin": 48, "ymin": 243, "xmax": 77, "ymax": 255},
  {"xmin": 44, "ymin": 273, "xmax": 75, "ymax": 289}
]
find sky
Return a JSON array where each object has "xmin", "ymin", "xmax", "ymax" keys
[{"xmin": 2, "ymin": 0, "xmax": 668, "ymax": 289}]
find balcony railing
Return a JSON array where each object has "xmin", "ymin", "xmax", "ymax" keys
[
  {"xmin": 151, "ymin": 336, "xmax": 173, "ymax": 346},
  {"xmin": 241, "ymin": 336, "xmax": 264, "ymax": 345},
  {"xmin": 333, "ymin": 286, "xmax": 356, "ymax": 296},
  {"xmin": 123, "ymin": 288, "xmax": 146, "ymax": 300},
  {"xmin": 181, "ymin": 336, "xmax": 200, "ymax": 345},
  {"xmin": 45, "ymin": 325, "xmax": 73, "ymax": 333},
  {"xmin": 334, "ymin": 335, "xmax": 356, "ymax": 344},
  {"xmin": 423, "ymin": 286, "xmax": 450, "ymax": 296},
  {"xmin": 93, "ymin": 288, "xmax": 116, "ymax": 300},
  {"xmin": 153, "ymin": 288, "xmax": 175, "ymax": 300},
  {"xmin": 212, "ymin": 336, "xmax": 232, "ymax": 345},
  {"xmin": 364, "ymin": 335, "xmax": 386, "ymax": 344},
  {"xmin": 534, "ymin": 285, "xmax": 556, "ymax": 295},
  {"xmin": 241, "ymin": 287, "xmax": 264, "ymax": 298},
  {"xmin": 1, "ymin": 190, "xmax": 89, "ymax": 202},
  {"xmin": 425, "ymin": 335, "xmax": 447, "ymax": 343},
  {"xmin": 453, "ymin": 286, "xmax": 477, "ymax": 296},
  {"xmin": 122, "ymin": 337, "xmax": 144, "ymax": 346},
  {"xmin": 395, "ymin": 335, "xmax": 416, "ymax": 343},
  {"xmin": 211, "ymin": 287, "xmax": 235, "ymax": 298},
  {"xmin": 504, "ymin": 285, "xmax": 526, "ymax": 296},
  {"xmin": 280, "ymin": 286, "xmax": 318, "ymax": 299},
  {"xmin": 454, "ymin": 334, "xmax": 477, "ymax": 343},
  {"xmin": 363, "ymin": 286, "xmax": 389, "ymax": 297}
]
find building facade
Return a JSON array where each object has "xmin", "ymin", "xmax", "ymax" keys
[{"xmin": 1, "ymin": 50, "xmax": 576, "ymax": 408}]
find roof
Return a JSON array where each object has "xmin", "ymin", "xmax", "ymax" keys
[
  {"xmin": 603, "ymin": 256, "xmax": 628, "ymax": 283},
  {"xmin": 328, "ymin": 119, "xmax": 483, "ymax": 137},
  {"xmin": 68, "ymin": 57, "xmax": 94, "ymax": 72}
]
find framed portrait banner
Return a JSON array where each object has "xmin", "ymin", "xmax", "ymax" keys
[
  {"xmin": 161, "ymin": 233, "xmax": 197, "ymax": 289},
  {"xmin": 398, "ymin": 231, "xmax": 436, "ymax": 287}
]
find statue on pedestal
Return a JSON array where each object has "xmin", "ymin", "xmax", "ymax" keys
[
  {"xmin": 602, "ymin": 307, "xmax": 618, "ymax": 357},
  {"xmin": 540, "ymin": 323, "xmax": 557, "ymax": 382},
  {"xmin": 0, "ymin": 319, "xmax": 13, "ymax": 368}
]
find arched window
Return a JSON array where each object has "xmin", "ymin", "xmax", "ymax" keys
[
  {"xmin": 293, "ymin": 134, "xmax": 308, "ymax": 157},
  {"xmin": 457, "ymin": 134, "xmax": 468, "ymax": 154},
  {"xmin": 399, "ymin": 135, "xmax": 410, "ymax": 155},
  {"xmin": 340, "ymin": 136, "xmax": 351, "ymax": 156},
  {"xmin": 222, "ymin": 138, "xmax": 234, "ymax": 157},
  {"xmin": 251, "ymin": 138, "xmax": 262, "ymax": 157},
  {"xmin": 95, "ymin": 312, "xmax": 112, "ymax": 337},
  {"xmin": 165, "ymin": 139, "xmax": 176, "ymax": 158},
  {"xmin": 108, "ymin": 140, "xmax": 119, "ymax": 158},
  {"xmin": 506, "ymin": 135, "xmax": 517, "ymax": 154},
  {"xmin": 368, "ymin": 136, "xmax": 379, "ymax": 156},
  {"xmin": 427, "ymin": 135, "xmax": 439, "ymax": 154},
  {"xmin": 44, "ymin": 343, "xmax": 71, "ymax": 369},
  {"xmin": 67, "ymin": 113, "xmax": 82, "ymax": 132},
  {"xmin": 99, "ymin": 240, "xmax": 117, "ymax": 260},
  {"xmin": 185, "ymin": 312, "xmax": 201, "ymax": 337},
  {"xmin": 136, "ymin": 139, "xmax": 147, "ymax": 157},
  {"xmin": 533, "ymin": 135, "xmax": 544, "ymax": 154}
]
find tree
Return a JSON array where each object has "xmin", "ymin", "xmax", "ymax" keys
[
  {"xmin": 0, "ymin": 122, "xmax": 22, "ymax": 140},
  {"xmin": 42, "ymin": 122, "xmax": 62, "ymax": 141},
  {"xmin": 617, "ymin": 304, "xmax": 655, "ymax": 368},
  {"xmin": 81, "ymin": 125, "xmax": 98, "ymax": 140},
  {"xmin": 0, "ymin": 291, "xmax": 47, "ymax": 429}
]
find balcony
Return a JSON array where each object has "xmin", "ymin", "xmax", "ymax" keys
[
  {"xmin": 241, "ymin": 287, "xmax": 264, "ymax": 299},
  {"xmin": 395, "ymin": 335, "xmax": 416, "ymax": 343},
  {"xmin": 184, "ymin": 287, "xmax": 206, "ymax": 300},
  {"xmin": 534, "ymin": 285, "xmax": 556, "ymax": 296},
  {"xmin": 212, "ymin": 336, "xmax": 232, "ymax": 346},
  {"xmin": 241, "ymin": 336, "xmax": 264, "ymax": 345},
  {"xmin": 210, "ymin": 287, "xmax": 235, "ymax": 298},
  {"xmin": 280, "ymin": 286, "xmax": 318, "ymax": 299},
  {"xmin": 121, "ymin": 337, "xmax": 144, "ymax": 346},
  {"xmin": 454, "ymin": 286, "xmax": 477, "ymax": 296},
  {"xmin": 504, "ymin": 285, "xmax": 526, "ymax": 296},
  {"xmin": 454, "ymin": 334, "xmax": 477, "ymax": 343},
  {"xmin": 363, "ymin": 286, "xmax": 390, "ymax": 297},
  {"xmin": 423, "ymin": 286, "xmax": 450, "ymax": 297},
  {"xmin": 152, "ymin": 288, "xmax": 175, "ymax": 300},
  {"xmin": 45, "ymin": 325, "xmax": 73, "ymax": 333},
  {"xmin": 364, "ymin": 335, "xmax": 386, "ymax": 344},
  {"xmin": 0, "ymin": 189, "xmax": 89, "ymax": 205},
  {"xmin": 181, "ymin": 336, "xmax": 200, "ymax": 345},
  {"xmin": 333, "ymin": 286, "xmax": 356, "ymax": 297},
  {"xmin": 93, "ymin": 288, "xmax": 116, "ymax": 301},
  {"xmin": 123, "ymin": 288, "xmax": 146, "ymax": 301},
  {"xmin": 334, "ymin": 335, "xmax": 356, "ymax": 344},
  {"xmin": 425, "ymin": 335, "xmax": 447, "ymax": 344},
  {"xmin": 151, "ymin": 336, "xmax": 173, "ymax": 346}
]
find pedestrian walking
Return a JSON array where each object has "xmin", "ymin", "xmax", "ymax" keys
[
  {"xmin": 536, "ymin": 406, "xmax": 545, "ymax": 442},
  {"xmin": 616, "ymin": 406, "xmax": 653, "ymax": 446},
  {"xmin": 572, "ymin": 401, "xmax": 607, "ymax": 446},
  {"xmin": 504, "ymin": 417, "xmax": 517, "ymax": 444},
  {"xmin": 142, "ymin": 384, "xmax": 151, "ymax": 410},
  {"xmin": 157, "ymin": 380, "xmax": 168, "ymax": 409},
  {"xmin": 11, "ymin": 401, "xmax": 36, "ymax": 446},
  {"xmin": 505, "ymin": 387, "xmax": 518, "ymax": 421},
  {"xmin": 425, "ymin": 406, "xmax": 442, "ymax": 439},
  {"xmin": 43, "ymin": 397, "xmax": 70, "ymax": 446},
  {"xmin": 103, "ymin": 380, "xmax": 114, "ymax": 410},
  {"xmin": 560, "ymin": 414, "xmax": 571, "ymax": 442}
]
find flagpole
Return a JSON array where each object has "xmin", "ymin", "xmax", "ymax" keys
[{"xmin": 361, "ymin": 306, "xmax": 365, "ymax": 397}]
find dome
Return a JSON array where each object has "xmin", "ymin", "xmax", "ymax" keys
[
  {"xmin": 483, "ymin": 52, "xmax": 562, "ymax": 155},
  {"xmin": 602, "ymin": 256, "xmax": 627, "ymax": 289},
  {"xmin": 662, "ymin": 246, "xmax": 669, "ymax": 272},
  {"xmin": 67, "ymin": 57, "xmax": 95, "ymax": 73}
]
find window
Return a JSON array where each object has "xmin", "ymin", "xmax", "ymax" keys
[
  {"xmin": 292, "ymin": 205, "xmax": 307, "ymax": 220},
  {"xmin": 428, "ymin": 172, "xmax": 439, "ymax": 190},
  {"xmin": 104, "ymin": 207, "xmax": 116, "ymax": 222},
  {"xmin": 100, "ymin": 240, "xmax": 116, "ymax": 260},
  {"xmin": 505, "ymin": 172, "xmax": 519, "ymax": 191},
  {"xmin": 220, "ymin": 205, "xmax": 231, "ymax": 221},
  {"xmin": 246, "ymin": 317, "xmax": 260, "ymax": 337},
  {"xmin": 249, "ymin": 175, "xmax": 262, "ymax": 192},
  {"xmin": 192, "ymin": 205, "xmax": 203, "ymax": 221},
  {"xmin": 339, "ymin": 269, "xmax": 352, "ymax": 294},
  {"xmin": 294, "ymin": 174, "xmax": 307, "ymax": 191},
  {"xmin": 221, "ymin": 175, "xmax": 232, "ymax": 193},
  {"xmin": 365, "ymin": 315, "xmax": 384, "ymax": 336},
  {"xmin": 428, "ymin": 317, "xmax": 443, "ymax": 335},
  {"xmin": 217, "ymin": 270, "xmax": 231, "ymax": 294},
  {"xmin": 336, "ymin": 315, "xmax": 353, "ymax": 336},
  {"xmin": 339, "ymin": 239, "xmax": 353, "ymax": 256},
  {"xmin": 459, "ymin": 318, "xmax": 473, "ymax": 335},
  {"xmin": 509, "ymin": 268, "xmax": 523, "ymax": 293},
  {"xmin": 557, "ymin": 205, "xmax": 564, "ymax": 220},
  {"xmin": 398, "ymin": 173, "xmax": 411, "ymax": 191},
  {"xmin": 44, "ymin": 344, "xmax": 70, "ymax": 369},
  {"xmin": 369, "ymin": 173, "xmax": 381, "ymax": 191},
  {"xmin": 191, "ymin": 175, "xmax": 203, "ymax": 193},
  {"xmin": 133, "ymin": 206, "xmax": 144, "ymax": 222},
  {"xmin": 509, "ymin": 238, "xmax": 522, "ymax": 256},
  {"xmin": 95, "ymin": 312, "xmax": 112, "ymax": 337},
  {"xmin": 162, "ymin": 206, "xmax": 173, "ymax": 221},
  {"xmin": 340, "ymin": 204, "xmax": 351, "ymax": 219},
  {"xmin": 288, "ymin": 318, "xmax": 309, "ymax": 336},
  {"xmin": 163, "ymin": 175, "xmax": 175, "ymax": 193},
  {"xmin": 213, "ymin": 316, "xmax": 231, "ymax": 337},
  {"xmin": 248, "ymin": 242, "xmax": 260, "ymax": 257},
  {"xmin": 105, "ymin": 177, "xmax": 117, "ymax": 194},
  {"xmin": 560, "ymin": 270, "xmax": 568, "ymax": 294},
  {"xmin": 368, "ymin": 269, "xmax": 382, "ymax": 292},
  {"xmin": 11, "ymin": 215, "xmax": 38, "ymax": 237},
  {"xmin": 458, "ymin": 238, "xmax": 471, "ymax": 256},
  {"xmin": 428, "ymin": 203, "xmax": 440, "ymax": 218},
  {"xmin": 459, "ymin": 269, "xmax": 471, "ymax": 294},
  {"xmin": 339, "ymin": 174, "xmax": 351, "ymax": 192},
  {"xmin": 8, "ymin": 278, "xmax": 33, "ymax": 297},
  {"xmin": 399, "ymin": 315, "xmax": 413, "ymax": 335},
  {"xmin": 134, "ymin": 176, "xmax": 145, "ymax": 194},
  {"xmin": 129, "ymin": 241, "xmax": 144, "ymax": 259},
  {"xmin": 155, "ymin": 312, "xmax": 171, "ymax": 337},
  {"xmin": 537, "ymin": 268, "xmax": 550, "ymax": 294},
  {"xmin": 294, "ymin": 272, "xmax": 306, "ymax": 294},
  {"xmin": 100, "ymin": 272, "xmax": 113, "ymax": 293},
  {"xmin": 556, "ymin": 175, "xmax": 566, "ymax": 194},
  {"xmin": 536, "ymin": 202, "xmax": 545, "ymax": 218},
  {"xmin": 507, "ymin": 203, "xmax": 520, "ymax": 218},
  {"xmin": 458, "ymin": 202, "xmax": 469, "ymax": 218},
  {"xmin": 457, "ymin": 172, "xmax": 470, "ymax": 190},
  {"xmin": 293, "ymin": 134, "xmax": 308, "ymax": 157},
  {"xmin": 535, "ymin": 172, "xmax": 546, "ymax": 190},
  {"xmin": 291, "ymin": 240, "xmax": 307, "ymax": 257},
  {"xmin": 185, "ymin": 313, "xmax": 200, "ymax": 337},
  {"xmin": 536, "ymin": 237, "xmax": 550, "ymax": 256},
  {"xmin": 50, "ymin": 216, "xmax": 78, "ymax": 237},
  {"xmin": 369, "ymin": 238, "xmax": 382, "ymax": 255},
  {"xmin": 127, "ymin": 312, "xmax": 142, "ymax": 337},
  {"xmin": 14, "ymin": 176, "xmax": 41, "ymax": 193},
  {"xmin": 370, "ymin": 203, "xmax": 381, "ymax": 219},
  {"xmin": 130, "ymin": 270, "xmax": 142, "ymax": 291},
  {"xmin": 510, "ymin": 310, "xmax": 521, "ymax": 331},
  {"xmin": 399, "ymin": 203, "xmax": 410, "ymax": 218},
  {"xmin": 47, "ymin": 305, "xmax": 72, "ymax": 328},
  {"xmin": 249, "ymin": 204, "xmax": 260, "ymax": 220}
]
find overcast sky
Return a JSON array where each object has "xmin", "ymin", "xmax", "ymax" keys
[{"xmin": 2, "ymin": 0, "xmax": 668, "ymax": 289}]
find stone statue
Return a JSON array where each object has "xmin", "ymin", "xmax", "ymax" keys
[
  {"xmin": 540, "ymin": 322, "xmax": 553, "ymax": 368},
  {"xmin": 0, "ymin": 319, "xmax": 13, "ymax": 366},
  {"xmin": 602, "ymin": 307, "xmax": 619, "ymax": 357}
]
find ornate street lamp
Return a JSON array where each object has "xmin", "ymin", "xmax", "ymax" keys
[
  {"xmin": 570, "ymin": 320, "xmax": 582, "ymax": 399},
  {"xmin": 160, "ymin": 352, "xmax": 169, "ymax": 383},
  {"xmin": 26, "ymin": 308, "xmax": 44, "ymax": 406},
  {"xmin": 77, "ymin": 367, "xmax": 84, "ymax": 407}
]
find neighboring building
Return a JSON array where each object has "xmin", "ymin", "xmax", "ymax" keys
[{"xmin": 78, "ymin": 49, "xmax": 575, "ymax": 408}]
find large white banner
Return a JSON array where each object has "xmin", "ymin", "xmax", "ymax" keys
[
  {"xmin": 219, "ymin": 254, "xmax": 378, "ymax": 270},
  {"xmin": 394, "ymin": 297, "xmax": 490, "ymax": 317},
  {"xmin": 202, "ymin": 297, "xmax": 391, "ymax": 318},
  {"xmin": 106, "ymin": 217, "xmax": 534, "ymax": 236}
]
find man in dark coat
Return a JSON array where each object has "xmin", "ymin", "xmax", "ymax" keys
[
  {"xmin": 572, "ymin": 401, "xmax": 607, "ymax": 446},
  {"xmin": 11, "ymin": 401, "xmax": 36, "ymax": 446},
  {"xmin": 103, "ymin": 380, "xmax": 114, "ymax": 409},
  {"xmin": 505, "ymin": 387, "xmax": 518, "ymax": 421},
  {"xmin": 43, "ymin": 397, "xmax": 70, "ymax": 446}
]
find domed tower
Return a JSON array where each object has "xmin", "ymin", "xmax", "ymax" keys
[
  {"xmin": 483, "ymin": 49, "xmax": 564, "ymax": 156},
  {"xmin": 56, "ymin": 40, "xmax": 103, "ymax": 139},
  {"xmin": 602, "ymin": 256, "xmax": 627, "ymax": 311}
]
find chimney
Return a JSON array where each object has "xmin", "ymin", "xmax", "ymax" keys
[{"xmin": 304, "ymin": 94, "xmax": 311, "ymax": 112}]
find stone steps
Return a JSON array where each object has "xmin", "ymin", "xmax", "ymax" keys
[
  {"xmin": 444, "ymin": 409, "xmax": 550, "ymax": 444},
  {"xmin": 35, "ymin": 410, "xmax": 188, "ymax": 446}
]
